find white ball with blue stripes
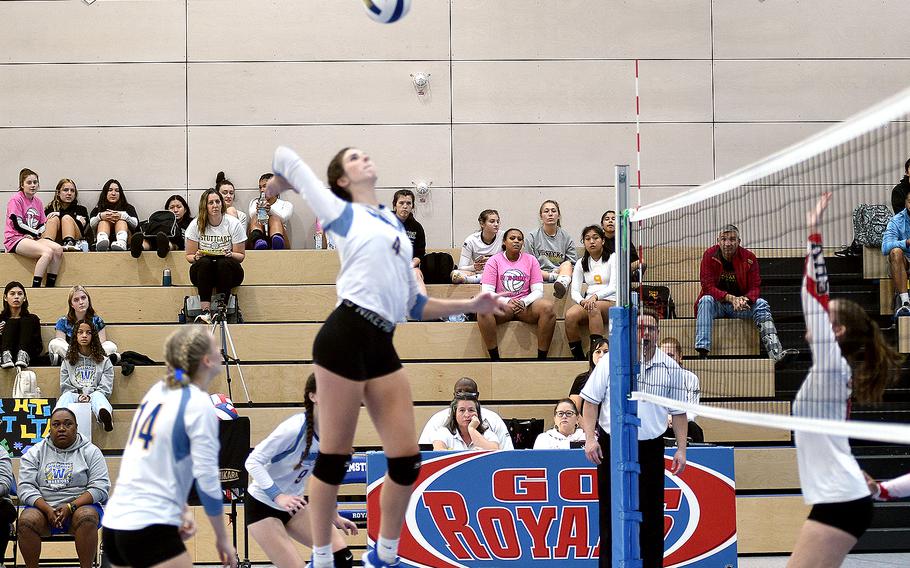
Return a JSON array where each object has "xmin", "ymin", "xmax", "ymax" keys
[{"xmin": 362, "ymin": 0, "xmax": 410, "ymax": 24}]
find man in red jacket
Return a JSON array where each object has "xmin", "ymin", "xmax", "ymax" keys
[{"xmin": 695, "ymin": 224, "xmax": 793, "ymax": 362}]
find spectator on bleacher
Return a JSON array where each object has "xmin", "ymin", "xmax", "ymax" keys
[
  {"xmin": 569, "ymin": 337, "xmax": 608, "ymax": 413},
  {"xmin": 56, "ymin": 320, "xmax": 114, "ymax": 432},
  {"xmin": 48, "ymin": 286, "xmax": 119, "ymax": 367},
  {"xmin": 695, "ymin": 224, "xmax": 793, "ymax": 362},
  {"xmin": 185, "ymin": 189, "xmax": 246, "ymax": 322},
  {"xmin": 392, "ymin": 189, "xmax": 426, "ymax": 269},
  {"xmin": 478, "ymin": 228, "xmax": 556, "ymax": 361},
  {"xmin": 566, "ymin": 225, "xmax": 617, "ymax": 361},
  {"xmin": 525, "ymin": 199, "xmax": 576, "ymax": 299},
  {"xmin": 18, "ymin": 407, "xmax": 110, "ymax": 568},
  {"xmin": 418, "ymin": 377, "xmax": 514, "ymax": 449},
  {"xmin": 129, "ymin": 194, "xmax": 194, "ymax": 258},
  {"xmin": 217, "ymin": 171, "xmax": 249, "ymax": 228},
  {"xmin": 5, "ymin": 168, "xmax": 62, "ymax": 288},
  {"xmin": 248, "ymin": 173, "xmax": 293, "ymax": 250},
  {"xmin": 0, "ymin": 447, "xmax": 17, "ymax": 559},
  {"xmin": 89, "ymin": 179, "xmax": 139, "ymax": 252},
  {"xmin": 44, "ymin": 178, "xmax": 89, "ymax": 253},
  {"xmin": 659, "ymin": 337, "xmax": 704, "ymax": 443},
  {"xmin": 244, "ymin": 373, "xmax": 357, "ymax": 568},
  {"xmin": 451, "ymin": 209, "xmax": 500, "ymax": 284},
  {"xmin": 533, "ymin": 398, "xmax": 584, "ymax": 449},
  {"xmin": 890, "ymin": 157, "xmax": 910, "ymax": 214},
  {"xmin": 601, "ymin": 209, "xmax": 644, "ymax": 275},
  {"xmin": 0, "ymin": 281, "xmax": 42, "ymax": 370},
  {"xmin": 882, "ymin": 192, "xmax": 910, "ymax": 317},
  {"xmin": 432, "ymin": 396, "xmax": 501, "ymax": 451}
]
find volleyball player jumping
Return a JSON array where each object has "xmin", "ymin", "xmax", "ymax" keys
[
  {"xmin": 788, "ymin": 193, "xmax": 901, "ymax": 567},
  {"xmin": 267, "ymin": 145, "xmax": 506, "ymax": 568}
]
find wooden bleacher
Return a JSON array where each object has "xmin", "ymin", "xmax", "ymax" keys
[{"xmin": 0, "ymin": 249, "xmax": 807, "ymax": 561}]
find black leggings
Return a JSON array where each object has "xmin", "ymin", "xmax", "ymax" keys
[
  {"xmin": 189, "ymin": 256, "xmax": 244, "ymax": 302},
  {"xmin": 0, "ymin": 317, "xmax": 41, "ymax": 359},
  {"xmin": 0, "ymin": 499, "xmax": 14, "ymax": 555}
]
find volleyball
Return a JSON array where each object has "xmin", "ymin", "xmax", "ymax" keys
[
  {"xmin": 210, "ymin": 393, "xmax": 239, "ymax": 420},
  {"xmin": 362, "ymin": 0, "xmax": 410, "ymax": 24}
]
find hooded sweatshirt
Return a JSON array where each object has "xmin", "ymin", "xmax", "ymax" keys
[
  {"xmin": 60, "ymin": 353, "xmax": 114, "ymax": 397},
  {"xmin": 891, "ymin": 175, "xmax": 910, "ymax": 214},
  {"xmin": 18, "ymin": 433, "xmax": 110, "ymax": 507}
]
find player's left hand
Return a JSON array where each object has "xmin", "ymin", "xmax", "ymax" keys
[
  {"xmin": 334, "ymin": 515, "xmax": 359, "ymax": 535},
  {"xmin": 179, "ymin": 508, "xmax": 197, "ymax": 540},
  {"xmin": 670, "ymin": 449, "xmax": 686, "ymax": 475}
]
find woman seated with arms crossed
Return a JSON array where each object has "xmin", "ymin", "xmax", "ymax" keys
[
  {"xmin": 451, "ymin": 209, "xmax": 500, "ymax": 284},
  {"xmin": 17, "ymin": 407, "xmax": 110, "ymax": 568},
  {"xmin": 48, "ymin": 285, "xmax": 119, "ymax": 366},
  {"xmin": 245, "ymin": 374, "xmax": 357, "ymax": 568},
  {"xmin": 5, "ymin": 168, "xmax": 63, "ymax": 288},
  {"xmin": 44, "ymin": 178, "xmax": 90, "ymax": 252},
  {"xmin": 533, "ymin": 398, "xmax": 585, "ymax": 449},
  {"xmin": 185, "ymin": 189, "xmax": 246, "ymax": 322},
  {"xmin": 130, "ymin": 194, "xmax": 195, "ymax": 258},
  {"xmin": 477, "ymin": 228, "xmax": 556, "ymax": 361},
  {"xmin": 432, "ymin": 396, "xmax": 501, "ymax": 451},
  {"xmin": 524, "ymin": 199, "xmax": 576, "ymax": 299},
  {"xmin": 248, "ymin": 173, "xmax": 293, "ymax": 250},
  {"xmin": 0, "ymin": 281, "xmax": 42, "ymax": 369},
  {"xmin": 57, "ymin": 320, "xmax": 114, "ymax": 432},
  {"xmin": 89, "ymin": 179, "xmax": 139, "ymax": 252},
  {"xmin": 565, "ymin": 225, "xmax": 617, "ymax": 361}
]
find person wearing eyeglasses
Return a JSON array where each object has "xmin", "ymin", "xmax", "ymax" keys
[
  {"xmin": 533, "ymin": 399, "xmax": 584, "ymax": 449},
  {"xmin": 418, "ymin": 377, "xmax": 514, "ymax": 450}
]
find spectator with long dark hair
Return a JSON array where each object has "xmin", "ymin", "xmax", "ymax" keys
[
  {"xmin": 184, "ymin": 189, "xmax": 246, "ymax": 322},
  {"xmin": 5, "ymin": 168, "xmax": 63, "ymax": 287},
  {"xmin": 431, "ymin": 396, "xmax": 500, "ymax": 451},
  {"xmin": 129, "ymin": 194, "xmax": 194, "ymax": 258},
  {"xmin": 44, "ymin": 178, "xmax": 90, "ymax": 252},
  {"xmin": 56, "ymin": 320, "xmax": 114, "ymax": 432},
  {"xmin": 0, "ymin": 281, "xmax": 42, "ymax": 369},
  {"xmin": 566, "ymin": 225, "xmax": 616, "ymax": 360},
  {"xmin": 391, "ymin": 189, "xmax": 425, "ymax": 269},
  {"xmin": 451, "ymin": 209, "xmax": 500, "ymax": 284},
  {"xmin": 217, "ymin": 172, "xmax": 249, "ymax": 228},
  {"xmin": 248, "ymin": 173, "xmax": 293, "ymax": 250},
  {"xmin": 89, "ymin": 179, "xmax": 139, "ymax": 252},
  {"xmin": 48, "ymin": 285, "xmax": 119, "ymax": 366},
  {"xmin": 569, "ymin": 337, "xmax": 608, "ymax": 413}
]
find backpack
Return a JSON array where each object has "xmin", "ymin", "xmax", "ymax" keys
[
  {"xmin": 420, "ymin": 252, "xmax": 456, "ymax": 284},
  {"xmin": 141, "ymin": 210, "xmax": 178, "ymax": 239},
  {"xmin": 12, "ymin": 369, "xmax": 40, "ymax": 398},
  {"xmin": 638, "ymin": 284, "xmax": 676, "ymax": 319},
  {"xmin": 181, "ymin": 293, "xmax": 242, "ymax": 324},
  {"xmin": 505, "ymin": 418, "xmax": 545, "ymax": 450},
  {"xmin": 852, "ymin": 204, "xmax": 891, "ymax": 247}
]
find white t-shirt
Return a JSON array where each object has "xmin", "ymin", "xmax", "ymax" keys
[
  {"xmin": 794, "ymin": 235, "xmax": 869, "ymax": 505},
  {"xmin": 184, "ymin": 215, "xmax": 247, "ymax": 253},
  {"xmin": 419, "ymin": 407, "xmax": 514, "ymax": 450},
  {"xmin": 245, "ymin": 413, "xmax": 317, "ymax": 510},
  {"xmin": 432, "ymin": 426, "xmax": 501, "ymax": 450},
  {"xmin": 103, "ymin": 382, "xmax": 222, "ymax": 529},
  {"xmin": 458, "ymin": 231, "xmax": 500, "ymax": 271},
  {"xmin": 226, "ymin": 208, "xmax": 249, "ymax": 228},
  {"xmin": 533, "ymin": 427, "xmax": 585, "ymax": 449},
  {"xmin": 247, "ymin": 197, "xmax": 294, "ymax": 225},
  {"xmin": 580, "ymin": 347, "xmax": 687, "ymax": 440}
]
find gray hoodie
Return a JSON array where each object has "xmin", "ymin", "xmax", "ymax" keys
[
  {"xmin": 524, "ymin": 226, "xmax": 577, "ymax": 271},
  {"xmin": 60, "ymin": 354, "xmax": 113, "ymax": 397},
  {"xmin": 0, "ymin": 446, "xmax": 13, "ymax": 499},
  {"xmin": 18, "ymin": 434, "xmax": 110, "ymax": 507}
]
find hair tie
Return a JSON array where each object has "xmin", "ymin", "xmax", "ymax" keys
[{"xmin": 174, "ymin": 368, "xmax": 188, "ymax": 384}]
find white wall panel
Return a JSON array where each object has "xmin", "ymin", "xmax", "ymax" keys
[
  {"xmin": 187, "ymin": 0, "xmax": 450, "ymax": 61},
  {"xmin": 714, "ymin": 60, "xmax": 910, "ymax": 122},
  {"xmin": 713, "ymin": 0, "xmax": 910, "ymax": 59},
  {"xmin": 714, "ymin": 123, "xmax": 833, "ymax": 178},
  {"xmin": 0, "ymin": 0, "xmax": 186, "ymax": 63},
  {"xmin": 188, "ymin": 62, "xmax": 450, "ymax": 125},
  {"xmin": 1, "ymin": 63, "xmax": 186, "ymax": 127},
  {"xmin": 451, "ymin": 0, "xmax": 711, "ymax": 60}
]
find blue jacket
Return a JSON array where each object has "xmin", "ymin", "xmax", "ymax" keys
[{"xmin": 882, "ymin": 209, "xmax": 910, "ymax": 257}]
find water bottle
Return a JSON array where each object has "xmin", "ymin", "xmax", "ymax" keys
[
  {"xmin": 256, "ymin": 191, "xmax": 268, "ymax": 225},
  {"xmin": 162, "ymin": 268, "xmax": 172, "ymax": 287},
  {"xmin": 313, "ymin": 221, "xmax": 324, "ymax": 250}
]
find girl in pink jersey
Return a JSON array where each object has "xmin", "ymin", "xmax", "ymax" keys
[
  {"xmin": 4, "ymin": 169, "xmax": 63, "ymax": 287},
  {"xmin": 478, "ymin": 228, "xmax": 556, "ymax": 360}
]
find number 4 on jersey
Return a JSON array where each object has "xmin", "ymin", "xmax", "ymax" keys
[{"xmin": 128, "ymin": 402, "xmax": 163, "ymax": 449}]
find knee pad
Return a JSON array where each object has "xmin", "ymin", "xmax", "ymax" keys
[
  {"xmin": 386, "ymin": 454, "xmax": 422, "ymax": 486},
  {"xmin": 334, "ymin": 547, "xmax": 354, "ymax": 568},
  {"xmin": 312, "ymin": 452, "xmax": 352, "ymax": 486}
]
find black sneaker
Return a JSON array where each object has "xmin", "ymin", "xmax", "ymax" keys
[
  {"xmin": 129, "ymin": 233, "xmax": 144, "ymax": 258},
  {"xmin": 834, "ymin": 242, "xmax": 862, "ymax": 257},
  {"xmin": 98, "ymin": 408, "xmax": 114, "ymax": 432},
  {"xmin": 109, "ymin": 352, "xmax": 121, "ymax": 366},
  {"xmin": 696, "ymin": 348, "xmax": 709, "ymax": 359},
  {"xmin": 156, "ymin": 232, "xmax": 169, "ymax": 258}
]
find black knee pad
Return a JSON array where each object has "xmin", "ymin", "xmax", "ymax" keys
[
  {"xmin": 334, "ymin": 547, "xmax": 354, "ymax": 568},
  {"xmin": 313, "ymin": 452, "xmax": 352, "ymax": 486},
  {"xmin": 386, "ymin": 454, "xmax": 422, "ymax": 486}
]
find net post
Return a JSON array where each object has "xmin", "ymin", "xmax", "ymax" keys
[{"xmin": 610, "ymin": 165, "xmax": 642, "ymax": 566}]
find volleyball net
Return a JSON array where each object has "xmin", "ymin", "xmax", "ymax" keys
[{"xmin": 615, "ymin": 85, "xmax": 910, "ymax": 447}]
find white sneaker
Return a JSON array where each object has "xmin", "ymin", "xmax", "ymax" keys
[
  {"xmin": 96, "ymin": 237, "xmax": 110, "ymax": 251},
  {"xmin": 110, "ymin": 239, "xmax": 127, "ymax": 251},
  {"xmin": 895, "ymin": 303, "xmax": 910, "ymax": 319},
  {"xmin": 553, "ymin": 280, "xmax": 567, "ymax": 299},
  {"xmin": 48, "ymin": 352, "xmax": 60, "ymax": 366}
]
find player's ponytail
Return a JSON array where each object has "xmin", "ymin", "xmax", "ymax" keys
[
  {"xmin": 832, "ymin": 299, "xmax": 902, "ymax": 404},
  {"xmin": 295, "ymin": 373, "xmax": 318, "ymax": 470},
  {"xmin": 164, "ymin": 326, "xmax": 213, "ymax": 389}
]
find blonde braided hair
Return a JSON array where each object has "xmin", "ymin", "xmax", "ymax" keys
[{"xmin": 164, "ymin": 326, "xmax": 213, "ymax": 389}]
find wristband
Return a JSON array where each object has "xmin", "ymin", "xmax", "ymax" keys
[{"xmin": 67, "ymin": 502, "xmax": 76, "ymax": 513}]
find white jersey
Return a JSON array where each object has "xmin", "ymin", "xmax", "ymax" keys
[
  {"xmin": 533, "ymin": 427, "xmax": 585, "ymax": 449},
  {"xmin": 273, "ymin": 147, "xmax": 424, "ymax": 323},
  {"xmin": 418, "ymin": 407, "xmax": 514, "ymax": 450},
  {"xmin": 794, "ymin": 234, "xmax": 869, "ymax": 505},
  {"xmin": 102, "ymin": 382, "xmax": 222, "ymax": 530},
  {"xmin": 458, "ymin": 231, "xmax": 500, "ymax": 271},
  {"xmin": 247, "ymin": 196, "xmax": 294, "ymax": 225},
  {"xmin": 570, "ymin": 253, "xmax": 618, "ymax": 303},
  {"xmin": 432, "ymin": 426, "xmax": 501, "ymax": 450},
  {"xmin": 245, "ymin": 413, "xmax": 318, "ymax": 510}
]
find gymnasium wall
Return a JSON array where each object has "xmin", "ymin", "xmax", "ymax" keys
[{"xmin": 2, "ymin": 0, "xmax": 909, "ymax": 250}]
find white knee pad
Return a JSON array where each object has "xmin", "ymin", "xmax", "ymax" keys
[
  {"xmin": 48, "ymin": 338, "xmax": 69, "ymax": 358},
  {"xmin": 101, "ymin": 341, "xmax": 118, "ymax": 356}
]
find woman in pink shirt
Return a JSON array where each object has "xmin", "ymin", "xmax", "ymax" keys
[
  {"xmin": 4, "ymin": 169, "xmax": 63, "ymax": 287},
  {"xmin": 478, "ymin": 228, "xmax": 556, "ymax": 360}
]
